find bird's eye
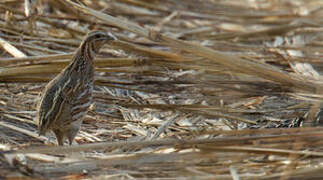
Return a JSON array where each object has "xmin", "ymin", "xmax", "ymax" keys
[{"xmin": 94, "ymin": 34, "xmax": 102, "ymax": 39}]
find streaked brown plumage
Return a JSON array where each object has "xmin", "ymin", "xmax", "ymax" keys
[{"xmin": 36, "ymin": 30, "xmax": 117, "ymax": 146}]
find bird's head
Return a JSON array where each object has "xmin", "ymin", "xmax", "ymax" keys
[{"xmin": 82, "ymin": 30, "xmax": 118, "ymax": 55}]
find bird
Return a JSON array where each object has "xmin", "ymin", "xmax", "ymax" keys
[{"xmin": 36, "ymin": 30, "xmax": 117, "ymax": 146}]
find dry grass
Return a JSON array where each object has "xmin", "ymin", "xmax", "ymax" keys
[{"xmin": 1, "ymin": 0, "xmax": 323, "ymax": 179}]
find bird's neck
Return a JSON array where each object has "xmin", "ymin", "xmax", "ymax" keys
[
  {"xmin": 80, "ymin": 41, "xmax": 96, "ymax": 60},
  {"xmin": 66, "ymin": 42, "xmax": 95, "ymax": 75}
]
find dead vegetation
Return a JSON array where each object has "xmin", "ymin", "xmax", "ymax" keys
[{"xmin": 1, "ymin": 0, "xmax": 323, "ymax": 179}]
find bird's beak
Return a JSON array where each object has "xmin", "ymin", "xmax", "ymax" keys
[{"xmin": 106, "ymin": 31, "xmax": 118, "ymax": 41}]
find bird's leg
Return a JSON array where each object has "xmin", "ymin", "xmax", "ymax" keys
[
  {"xmin": 67, "ymin": 129, "xmax": 79, "ymax": 145},
  {"xmin": 66, "ymin": 120, "xmax": 82, "ymax": 145},
  {"xmin": 53, "ymin": 129, "xmax": 64, "ymax": 146}
]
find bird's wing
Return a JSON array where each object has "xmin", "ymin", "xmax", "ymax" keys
[
  {"xmin": 37, "ymin": 81, "xmax": 69, "ymax": 135},
  {"xmin": 37, "ymin": 74, "xmax": 73, "ymax": 134},
  {"xmin": 37, "ymin": 71, "xmax": 93, "ymax": 134}
]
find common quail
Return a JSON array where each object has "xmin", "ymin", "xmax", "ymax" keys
[{"xmin": 36, "ymin": 30, "xmax": 117, "ymax": 145}]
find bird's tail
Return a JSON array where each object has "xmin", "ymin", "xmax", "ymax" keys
[{"xmin": 35, "ymin": 116, "xmax": 46, "ymax": 136}]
